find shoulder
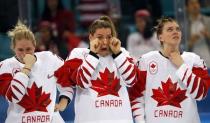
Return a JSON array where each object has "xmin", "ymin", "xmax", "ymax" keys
[
  {"xmin": 182, "ymin": 51, "xmax": 206, "ymax": 67},
  {"xmin": 0, "ymin": 57, "xmax": 16, "ymax": 66},
  {"xmin": 127, "ymin": 32, "xmax": 142, "ymax": 40},
  {"xmin": 35, "ymin": 51, "xmax": 63, "ymax": 62},
  {"xmin": 0, "ymin": 57, "xmax": 17, "ymax": 73},
  {"xmin": 141, "ymin": 51, "xmax": 159, "ymax": 59},
  {"xmin": 202, "ymin": 15, "xmax": 210, "ymax": 20},
  {"xmin": 182, "ymin": 51, "xmax": 199, "ymax": 60},
  {"xmin": 71, "ymin": 48, "xmax": 88, "ymax": 53},
  {"xmin": 67, "ymin": 48, "xmax": 90, "ymax": 60},
  {"xmin": 35, "ymin": 51, "xmax": 54, "ymax": 59}
]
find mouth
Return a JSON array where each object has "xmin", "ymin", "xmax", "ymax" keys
[
  {"xmin": 172, "ymin": 36, "xmax": 179, "ymax": 40},
  {"xmin": 100, "ymin": 47, "xmax": 108, "ymax": 51}
]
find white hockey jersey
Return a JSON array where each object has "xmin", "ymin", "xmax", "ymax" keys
[
  {"xmin": 129, "ymin": 51, "xmax": 210, "ymax": 123},
  {"xmin": 55, "ymin": 48, "xmax": 139, "ymax": 123},
  {"xmin": 0, "ymin": 51, "xmax": 73, "ymax": 123}
]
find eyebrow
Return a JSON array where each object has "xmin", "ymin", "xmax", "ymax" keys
[{"xmin": 96, "ymin": 34, "xmax": 112, "ymax": 36}]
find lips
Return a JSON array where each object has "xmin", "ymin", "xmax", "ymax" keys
[
  {"xmin": 100, "ymin": 47, "xmax": 108, "ymax": 51},
  {"xmin": 172, "ymin": 36, "xmax": 179, "ymax": 39}
]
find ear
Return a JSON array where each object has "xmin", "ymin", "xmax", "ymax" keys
[
  {"xmin": 89, "ymin": 34, "xmax": 93, "ymax": 42},
  {"xmin": 159, "ymin": 35, "xmax": 163, "ymax": 42}
]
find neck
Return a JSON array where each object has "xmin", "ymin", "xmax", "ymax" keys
[
  {"xmin": 161, "ymin": 45, "xmax": 179, "ymax": 57},
  {"xmin": 190, "ymin": 13, "xmax": 200, "ymax": 20}
]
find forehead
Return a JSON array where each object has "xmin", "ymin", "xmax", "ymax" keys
[
  {"xmin": 15, "ymin": 39, "xmax": 34, "ymax": 47},
  {"xmin": 188, "ymin": 0, "xmax": 199, "ymax": 4},
  {"xmin": 163, "ymin": 21, "xmax": 179, "ymax": 28},
  {"xmin": 94, "ymin": 28, "xmax": 111, "ymax": 35}
]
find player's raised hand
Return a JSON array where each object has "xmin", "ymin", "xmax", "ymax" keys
[
  {"xmin": 90, "ymin": 38, "xmax": 100, "ymax": 54},
  {"xmin": 21, "ymin": 54, "xmax": 36, "ymax": 76},
  {"xmin": 109, "ymin": 37, "xmax": 121, "ymax": 55},
  {"xmin": 23, "ymin": 54, "xmax": 36, "ymax": 69},
  {"xmin": 169, "ymin": 50, "xmax": 184, "ymax": 68}
]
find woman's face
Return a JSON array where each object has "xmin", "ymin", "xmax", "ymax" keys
[
  {"xmin": 159, "ymin": 21, "xmax": 182, "ymax": 47},
  {"xmin": 47, "ymin": 0, "xmax": 58, "ymax": 11},
  {"xmin": 89, "ymin": 28, "xmax": 112, "ymax": 57},
  {"xmin": 13, "ymin": 39, "xmax": 35, "ymax": 63},
  {"xmin": 136, "ymin": 17, "xmax": 146, "ymax": 33},
  {"xmin": 187, "ymin": 0, "xmax": 200, "ymax": 16}
]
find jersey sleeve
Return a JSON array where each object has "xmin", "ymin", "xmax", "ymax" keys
[
  {"xmin": 128, "ymin": 57, "xmax": 146, "ymax": 123},
  {"xmin": 176, "ymin": 54, "xmax": 210, "ymax": 100},
  {"xmin": 0, "ymin": 60, "xmax": 29, "ymax": 103},
  {"xmin": 55, "ymin": 48, "xmax": 100, "ymax": 89},
  {"xmin": 49, "ymin": 52, "xmax": 74, "ymax": 102},
  {"xmin": 113, "ymin": 48, "xmax": 139, "ymax": 87}
]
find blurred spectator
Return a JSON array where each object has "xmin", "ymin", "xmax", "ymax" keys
[
  {"xmin": 200, "ymin": 0, "xmax": 210, "ymax": 7},
  {"xmin": 0, "ymin": 0, "xmax": 18, "ymax": 33},
  {"xmin": 41, "ymin": 0, "xmax": 75, "ymax": 35},
  {"xmin": 77, "ymin": 0, "xmax": 109, "ymax": 29},
  {"xmin": 76, "ymin": 0, "xmax": 122, "ymax": 47},
  {"xmin": 77, "ymin": 0, "xmax": 121, "ymax": 28},
  {"xmin": 121, "ymin": 0, "xmax": 162, "ymax": 25},
  {"xmin": 41, "ymin": 0, "xmax": 82, "ymax": 59},
  {"xmin": 186, "ymin": 0, "xmax": 210, "ymax": 67},
  {"xmin": 126, "ymin": 9, "xmax": 160, "ymax": 60},
  {"xmin": 62, "ymin": 30, "xmax": 88, "ymax": 53},
  {"xmin": 35, "ymin": 21, "xmax": 59, "ymax": 55}
]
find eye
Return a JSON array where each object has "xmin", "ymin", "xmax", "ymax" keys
[
  {"xmin": 167, "ymin": 28, "xmax": 173, "ymax": 32},
  {"xmin": 17, "ymin": 48, "xmax": 24, "ymax": 52},
  {"xmin": 26, "ymin": 48, "xmax": 32, "ymax": 52},
  {"xmin": 176, "ymin": 27, "xmax": 181, "ymax": 32},
  {"xmin": 97, "ymin": 36, "xmax": 103, "ymax": 40},
  {"xmin": 106, "ymin": 36, "xmax": 112, "ymax": 40}
]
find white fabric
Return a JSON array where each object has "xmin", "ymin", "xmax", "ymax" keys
[
  {"xmin": 134, "ymin": 51, "xmax": 208, "ymax": 123},
  {"xmin": 0, "ymin": 51, "xmax": 70, "ymax": 123},
  {"xmin": 67, "ymin": 48, "xmax": 134, "ymax": 123}
]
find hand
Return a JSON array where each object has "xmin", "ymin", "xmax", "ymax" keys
[
  {"xmin": 21, "ymin": 54, "xmax": 36, "ymax": 76},
  {"xmin": 90, "ymin": 38, "xmax": 100, "ymax": 54},
  {"xmin": 23, "ymin": 54, "xmax": 36, "ymax": 69},
  {"xmin": 188, "ymin": 34, "xmax": 200, "ymax": 48},
  {"xmin": 54, "ymin": 98, "xmax": 69, "ymax": 112},
  {"xmin": 109, "ymin": 37, "xmax": 121, "ymax": 54},
  {"xmin": 201, "ymin": 29, "xmax": 210, "ymax": 39},
  {"xmin": 169, "ymin": 51, "xmax": 184, "ymax": 68}
]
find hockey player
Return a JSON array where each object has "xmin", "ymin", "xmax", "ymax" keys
[
  {"xmin": 129, "ymin": 17, "xmax": 210, "ymax": 123},
  {"xmin": 54, "ymin": 15, "xmax": 141, "ymax": 123},
  {"xmin": 0, "ymin": 21, "xmax": 72, "ymax": 123}
]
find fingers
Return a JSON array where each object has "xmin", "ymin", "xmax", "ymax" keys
[
  {"xmin": 109, "ymin": 37, "xmax": 121, "ymax": 54},
  {"xmin": 54, "ymin": 104, "xmax": 65, "ymax": 112},
  {"xmin": 54, "ymin": 104, "xmax": 59, "ymax": 112},
  {"xmin": 90, "ymin": 38, "xmax": 100, "ymax": 53},
  {"xmin": 110, "ymin": 37, "xmax": 120, "ymax": 47}
]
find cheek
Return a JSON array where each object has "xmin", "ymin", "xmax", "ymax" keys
[{"xmin": 15, "ymin": 51, "xmax": 23, "ymax": 58}]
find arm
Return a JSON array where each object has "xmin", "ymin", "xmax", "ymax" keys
[
  {"xmin": 176, "ymin": 55, "xmax": 210, "ymax": 100},
  {"xmin": 113, "ymin": 48, "xmax": 138, "ymax": 87},
  {"xmin": 128, "ymin": 57, "xmax": 146, "ymax": 123},
  {"xmin": 0, "ymin": 54, "xmax": 36, "ymax": 103},
  {"xmin": 52, "ymin": 53, "xmax": 73, "ymax": 111},
  {"xmin": 55, "ymin": 48, "xmax": 100, "ymax": 89}
]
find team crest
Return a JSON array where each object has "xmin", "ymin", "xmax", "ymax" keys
[
  {"xmin": 12, "ymin": 68, "xmax": 21, "ymax": 76},
  {"xmin": 149, "ymin": 61, "xmax": 158, "ymax": 74}
]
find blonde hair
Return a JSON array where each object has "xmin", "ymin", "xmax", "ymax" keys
[
  {"xmin": 88, "ymin": 15, "xmax": 117, "ymax": 37},
  {"xmin": 8, "ymin": 21, "xmax": 36, "ymax": 49}
]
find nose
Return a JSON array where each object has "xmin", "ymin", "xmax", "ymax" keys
[{"xmin": 101, "ymin": 38, "xmax": 109, "ymax": 45}]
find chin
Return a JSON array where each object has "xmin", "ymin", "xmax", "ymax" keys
[{"xmin": 99, "ymin": 51, "xmax": 111, "ymax": 57}]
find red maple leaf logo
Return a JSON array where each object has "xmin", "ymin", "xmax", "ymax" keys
[
  {"xmin": 91, "ymin": 68, "xmax": 121, "ymax": 97},
  {"xmin": 151, "ymin": 64, "xmax": 156, "ymax": 68},
  {"xmin": 151, "ymin": 77, "xmax": 187, "ymax": 108},
  {"xmin": 18, "ymin": 83, "xmax": 51, "ymax": 113}
]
